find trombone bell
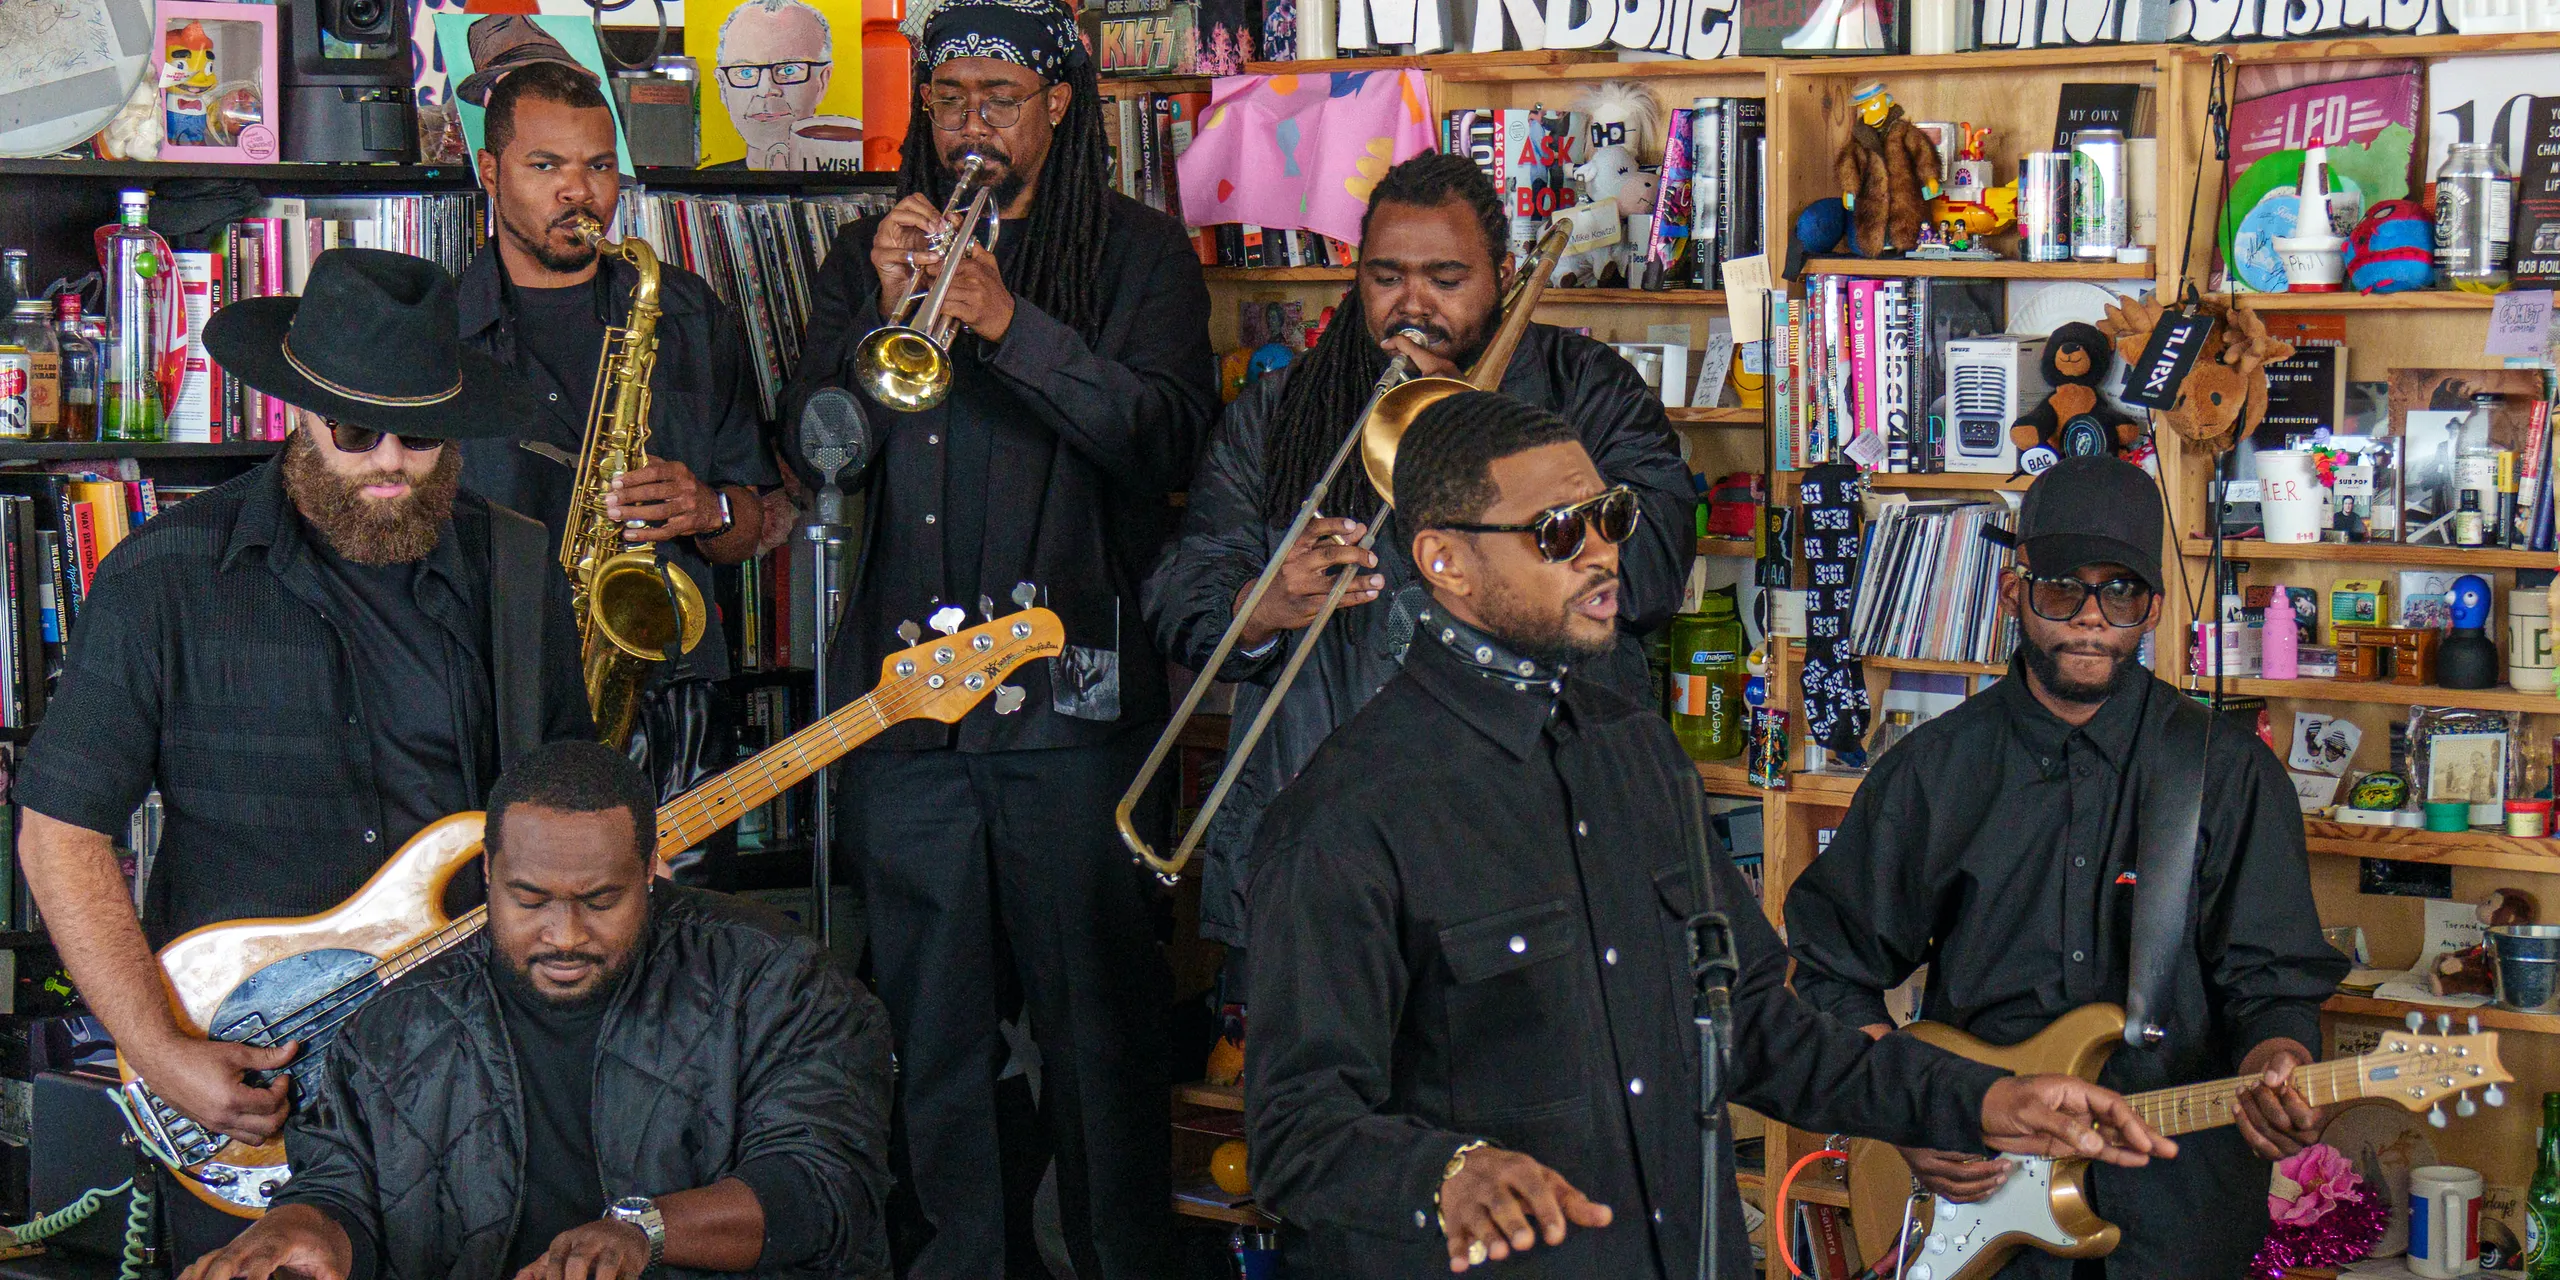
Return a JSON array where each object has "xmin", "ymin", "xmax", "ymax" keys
[{"xmin": 1358, "ymin": 375, "xmax": 1473, "ymax": 510}]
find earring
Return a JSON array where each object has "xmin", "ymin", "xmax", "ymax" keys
[{"xmin": 1432, "ymin": 560, "xmax": 1447, "ymax": 572}]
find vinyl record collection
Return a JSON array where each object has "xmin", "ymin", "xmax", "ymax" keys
[{"xmin": 1847, "ymin": 499, "xmax": 2020, "ymax": 667}]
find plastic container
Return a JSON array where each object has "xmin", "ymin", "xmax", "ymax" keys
[
  {"xmin": 2262, "ymin": 586, "xmax": 2299, "ymax": 679},
  {"xmin": 1668, "ymin": 597, "xmax": 1747, "ymax": 761}
]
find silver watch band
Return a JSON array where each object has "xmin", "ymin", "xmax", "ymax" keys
[{"xmin": 607, "ymin": 1197, "xmax": 665, "ymax": 1271}]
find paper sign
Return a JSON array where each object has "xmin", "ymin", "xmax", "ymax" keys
[
  {"xmin": 2290, "ymin": 712, "xmax": 2364, "ymax": 776},
  {"xmin": 2486, "ymin": 289, "xmax": 2554, "ymax": 358},
  {"xmin": 1843, "ymin": 430, "xmax": 1887, "ymax": 469},
  {"xmin": 1718, "ymin": 257, "xmax": 1770, "ymax": 342},
  {"xmin": 2290, "ymin": 770, "xmax": 2344, "ymax": 811}
]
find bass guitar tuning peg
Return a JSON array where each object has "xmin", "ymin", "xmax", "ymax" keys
[
  {"xmin": 993, "ymin": 685, "xmax": 1026, "ymax": 715},
  {"xmin": 2428, "ymin": 1102, "xmax": 2448, "ymax": 1129},
  {"xmin": 897, "ymin": 620, "xmax": 921, "ymax": 645},
  {"xmin": 1011, "ymin": 581, "xmax": 1038, "ymax": 610},
  {"xmin": 979, "ymin": 594, "xmax": 996, "ymax": 622},
  {"xmin": 2457, "ymin": 1093, "xmax": 2478, "ymax": 1118},
  {"xmin": 2486, "ymin": 1083, "xmax": 2508, "ymax": 1108},
  {"xmin": 2406, "ymin": 1011, "xmax": 2425, "ymax": 1033},
  {"xmin": 930, "ymin": 605, "xmax": 965, "ymax": 636}
]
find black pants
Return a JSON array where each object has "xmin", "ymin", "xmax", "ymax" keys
[{"xmin": 842, "ymin": 736, "xmax": 1173, "ymax": 1280}]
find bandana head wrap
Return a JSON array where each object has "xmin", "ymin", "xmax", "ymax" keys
[{"xmin": 902, "ymin": 0, "xmax": 1084, "ymax": 82}]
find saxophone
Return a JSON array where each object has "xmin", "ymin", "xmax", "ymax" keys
[{"xmin": 560, "ymin": 214, "xmax": 708, "ymax": 750}]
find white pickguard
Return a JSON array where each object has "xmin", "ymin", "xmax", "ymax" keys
[{"xmin": 1901, "ymin": 1158, "xmax": 2072, "ymax": 1280}]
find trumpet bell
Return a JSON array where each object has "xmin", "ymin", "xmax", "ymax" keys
[
  {"xmin": 853, "ymin": 325, "xmax": 953, "ymax": 412},
  {"xmin": 591, "ymin": 550, "xmax": 710, "ymax": 661},
  {"xmin": 1358, "ymin": 374, "xmax": 1474, "ymax": 509}
]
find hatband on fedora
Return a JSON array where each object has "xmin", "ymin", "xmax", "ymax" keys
[{"xmin": 202, "ymin": 248, "xmax": 535, "ymax": 440}]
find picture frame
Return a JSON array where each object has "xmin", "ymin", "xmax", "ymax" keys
[
  {"xmin": 153, "ymin": 0, "xmax": 278, "ymax": 163},
  {"xmin": 2412, "ymin": 706, "xmax": 2513, "ymax": 825}
]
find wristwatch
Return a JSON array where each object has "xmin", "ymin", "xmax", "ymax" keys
[
  {"xmin": 699, "ymin": 490, "xmax": 736, "ymax": 541},
  {"xmin": 606, "ymin": 1196, "xmax": 665, "ymax": 1272}
]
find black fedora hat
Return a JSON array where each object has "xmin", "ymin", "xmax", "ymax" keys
[{"xmin": 203, "ymin": 248, "xmax": 535, "ymax": 440}]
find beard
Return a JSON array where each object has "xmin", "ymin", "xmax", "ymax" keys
[
  {"xmin": 1472, "ymin": 566, "xmax": 1620, "ymax": 670},
  {"xmin": 498, "ymin": 197, "xmax": 599, "ymax": 274},
  {"xmin": 2019, "ymin": 630, "xmax": 2142, "ymax": 705},
  {"xmin": 944, "ymin": 141, "xmax": 1033, "ymax": 211},
  {"xmin": 1379, "ymin": 310, "xmax": 1492, "ymax": 370},
  {"xmin": 492, "ymin": 942, "xmax": 633, "ymax": 1013},
  {"xmin": 283, "ymin": 430, "xmax": 461, "ymax": 565}
]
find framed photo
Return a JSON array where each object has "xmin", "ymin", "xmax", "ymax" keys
[
  {"xmin": 154, "ymin": 0, "xmax": 277, "ymax": 162},
  {"xmin": 2415, "ymin": 709, "xmax": 2513, "ymax": 827}
]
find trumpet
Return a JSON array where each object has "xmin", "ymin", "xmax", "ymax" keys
[
  {"xmin": 1115, "ymin": 216, "xmax": 1578, "ymax": 883},
  {"xmin": 854, "ymin": 153, "xmax": 1001, "ymax": 413}
]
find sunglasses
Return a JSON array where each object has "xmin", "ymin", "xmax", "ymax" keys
[
  {"xmin": 325, "ymin": 420, "xmax": 447, "ymax": 455},
  {"xmin": 1434, "ymin": 486, "xmax": 1641, "ymax": 563},
  {"xmin": 2019, "ymin": 571, "xmax": 2155, "ymax": 627}
]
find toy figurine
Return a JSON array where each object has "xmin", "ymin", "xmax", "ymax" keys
[
  {"xmin": 2438, "ymin": 574, "xmax": 2500, "ymax": 690},
  {"xmin": 1833, "ymin": 81, "xmax": 1942, "ymax": 257},
  {"xmin": 163, "ymin": 20, "xmax": 218, "ymax": 145},
  {"xmin": 1559, "ymin": 81, "xmax": 1663, "ymax": 288},
  {"xmin": 1914, "ymin": 222, "xmax": 1939, "ymax": 250},
  {"xmin": 2010, "ymin": 322, "xmax": 2139, "ymax": 473}
]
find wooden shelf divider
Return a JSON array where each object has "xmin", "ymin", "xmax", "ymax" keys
[
  {"xmin": 1698, "ymin": 535, "xmax": 1757, "ymax": 557},
  {"xmin": 2189, "ymin": 538, "xmax": 2554, "ymax": 568},
  {"xmin": 2325, "ymin": 993, "xmax": 2560, "ymax": 1036},
  {"xmin": 1798, "ymin": 257, "xmax": 2155, "ymax": 280},
  {"xmin": 2236, "ymin": 291, "xmax": 2503, "ymax": 312},
  {"xmin": 2304, "ymin": 820, "xmax": 2560, "ymax": 874},
  {"xmin": 2181, "ymin": 676, "xmax": 2557, "ymax": 715},
  {"xmin": 1861, "ymin": 654, "xmax": 2008, "ymax": 676},
  {"xmin": 1667, "ymin": 406, "xmax": 1762, "ymax": 424}
]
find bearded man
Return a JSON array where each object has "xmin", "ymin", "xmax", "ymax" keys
[{"xmin": 15, "ymin": 248, "xmax": 595, "ymax": 1270}]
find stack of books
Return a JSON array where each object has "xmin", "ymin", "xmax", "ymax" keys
[
  {"xmin": 0, "ymin": 460, "xmax": 172, "ymax": 728},
  {"xmin": 725, "ymin": 542, "xmax": 816, "ymax": 675},
  {"xmin": 1770, "ymin": 276, "xmax": 2006, "ymax": 473},
  {"xmin": 1848, "ymin": 499, "xmax": 2020, "ymax": 667}
]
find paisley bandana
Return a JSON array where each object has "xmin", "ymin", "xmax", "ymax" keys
[{"xmin": 906, "ymin": 0, "xmax": 1084, "ymax": 80}]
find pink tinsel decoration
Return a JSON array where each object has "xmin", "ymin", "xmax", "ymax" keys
[{"xmin": 2249, "ymin": 1144, "xmax": 2391, "ymax": 1280}]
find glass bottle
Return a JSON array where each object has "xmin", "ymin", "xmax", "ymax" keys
[
  {"xmin": 4, "ymin": 253, "xmax": 58, "ymax": 443},
  {"xmin": 1669, "ymin": 594, "xmax": 1748, "ymax": 761},
  {"xmin": 2436, "ymin": 140, "xmax": 2514, "ymax": 294},
  {"xmin": 1868, "ymin": 709, "xmax": 1919, "ymax": 762},
  {"xmin": 102, "ymin": 190, "xmax": 165, "ymax": 442},
  {"xmin": 2527, "ymin": 1091, "xmax": 2560, "ymax": 1278},
  {"xmin": 2455, "ymin": 392, "xmax": 2503, "ymax": 545},
  {"xmin": 53, "ymin": 294, "xmax": 95, "ymax": 444}
]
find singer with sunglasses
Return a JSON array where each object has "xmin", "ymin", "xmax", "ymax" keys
[
  {"xmin": 1246, "ymin": 395, "xmax": 2176, "ymax": 1280},
  {"xmin": 1783, "ymin": 456, "xmax": 2346, "ymax": 1280},
  {"xmin": 13, "ymin": 248, "xmax": 596, "ymax": 1271},
  {"xmin": 1144, "ymin": 151, "xmax": 1693, "ymax": 967}
]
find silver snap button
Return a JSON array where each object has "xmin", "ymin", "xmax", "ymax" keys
[
  {"xmin": 1605, "ymin": 947, "xmax": 1619, "ymax": 965},
  {"xmin": 1415, "ymin": 1211, "xmax": 1429, "ymax": 1228},
  {"xmin": 1475, "ymin": 645, "xmax": 1493, "ymax": 662},
  {"xmin": 928, "ymin": 434, "xmax": 941, "ymax": 444},
  {"xmin": 1628, "ymin": 1078, "xmax": 1645, "ymax": 1095},
  {"xmin": 363, "ymin": 829, "xmax": 378, "ymax": 844},
  {"xmin": 2072, "ymin": 950, "xmax": 2087, "ymax": 962},
  {"xmin": 1576, "ymin": 821, "xmax": 1588, "ymax": 836},
  {"xmin": 1508, "ymin": 935, "xmax": 1527, "ymax": 953},
  {"xmin": 925, "ymin": 513, "xmax": 937, "ymax": 524}
]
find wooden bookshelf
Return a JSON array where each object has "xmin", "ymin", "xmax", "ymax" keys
[
  {"xmin": 1797, "ymin": 257, "xmax": 2155, "ymax": 280},
  {"xmin": 0, "ymin": 441, "xmax": 282, "ymax": 460},
  {"xmin": 2178, "ymin": 676, "xmax": 2558, "ymax": 715},
  {"xmin": 1868, "ymin": 472, "xmax": 2033, "ymax": 493},
  {"xmin": 1175, "ymin": 1080, "xmax": 1244, "ymax": 1112},
  {"xmin": 1696, "ymin": 760, "xmax": 1756, "ymax": 797},
  {"xmin": 0, "ymin": 158, "xmax": 892, "ymax": 191},
  {"xmin": 2325, "ymin": 994, "xmax": 2560, "ymax": 1036},
  {"xmin": 1667, "ymin": 406, "xmax": 1762, "ymax": 424},
  {"xmin": 2302, "ymin": 819, "xmax": 2560, "ymax": 874},
  {"xmin": 1202, "ymin": 266, "xmax": 1354, "ymax": 282},
  {"xmin": 1862, "ymin": 655, "xmax": 2008, "ymax": 677},
  {"xmin": 1698, "ymin": 535, "xmax": 1757, "ymax": 557},
  {"xmin": 2189, "ymin": 539, "xmax": 2555, "ymax": 568},
  {"xmin": 2236, "ymin": 291, "xmax": 2502, "ymax": 312}
]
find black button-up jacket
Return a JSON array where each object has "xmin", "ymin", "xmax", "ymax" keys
[
  {"xmin": 1784, "ymin": 659, "xmax": 2347, "ymax": 1279},
  {"xmin": 781, "ymin": 190, "xmax": 1218, "ymax": 752},
  {"xmin": 1247, "ymin": 610, "xmax": 2008, "ymax": 1279},
  {"xmin": 15, "ymin": 457, "xmax": 593, "ymax": 945}
]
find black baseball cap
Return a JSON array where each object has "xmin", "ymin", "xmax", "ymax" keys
[{"xmin": 2015, "ymin": 455, "xmax": 2165, "ymax": 595}]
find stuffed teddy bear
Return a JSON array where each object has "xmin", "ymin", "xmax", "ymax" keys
[
  {"xmin": 1832, "ymin": 82, "xmax": 1941, "ymax": 257},
  {"xmin": 2009, "ymin": 322, "xmax": 2139, "ymax": 472},
  {"xmin": 1557, "ymin": 81, "xmax": 1664, "ymax": 287},
  {"xmin": 2430, "ymin": 888, "xmax": 2539, "ymax": 999},
  {"xmin": 2097, "ymin": 295, "xmax": 2297, "ymax": 453}
]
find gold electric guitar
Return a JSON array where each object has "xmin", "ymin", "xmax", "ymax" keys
[
  {"xmin": 1843, "ymin": 1003, "xmax": 2512, "ymax": 1280},
  {"xmin": 115, "ymin": 609, "xmax": 1063, "ymax": 1218}
]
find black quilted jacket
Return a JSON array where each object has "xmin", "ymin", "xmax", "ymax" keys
[{"xmin": 274, "ymin": 886, "xmax": 893, "ymax": 1279}]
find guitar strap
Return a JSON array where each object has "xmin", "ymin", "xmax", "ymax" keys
[
  {"xmin": 485, "ymin": 500, "xmax": 552, "ymax": 779},
  {"xmin": 2123, "ymin": 686, "xmax": 2213, "ymax": 1051}
]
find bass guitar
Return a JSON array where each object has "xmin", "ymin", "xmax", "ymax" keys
[
  {"xmin": 1842, "ymin": 1003, "xmax": 2511, "ymax": 1280},
  {"xmin": 115, "ymin": 609, "xmax": 1062, "ymax": 1218}
]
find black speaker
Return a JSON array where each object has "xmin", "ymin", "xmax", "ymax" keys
[
  {"xmin": 280, "ymin": 0, "xmax": 416, "ymax": 163},
  {"xmin": 27, "ymin": 1071, "xmax": 140, "ymax": 1263}
]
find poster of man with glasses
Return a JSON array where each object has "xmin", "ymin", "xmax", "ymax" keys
[{"xmin": 692, "ymin": 0, "xmax": 864, "ymax": 170}]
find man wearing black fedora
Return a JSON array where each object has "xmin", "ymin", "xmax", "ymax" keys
[{"xmin": 14, "ymin": 247, "xmax": 595, "ymax": 1267}]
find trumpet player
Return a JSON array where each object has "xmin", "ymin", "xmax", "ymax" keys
[
  {"xmin": 782, "ymin": 0, "xmax": 1218, "ymax": 1275},
  {"xmin": 1143, "ymin": 151, "xmax": 1694, "ymax": 958},
  {"xmin": 453, "ymin": 42, "xmax": 778, "ymax": 840}
]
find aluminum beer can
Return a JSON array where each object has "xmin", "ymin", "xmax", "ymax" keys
[
  {"xmin": 0, "ymin": 346, "xmax": 31, "ymax": 439},
  {"xmin": 2020, "ymin": 152, "xmax": 2072, "ymax": 262},
  {"xmin": 2071, "ymin": 128, "xmax": 2129, "ymax": 261}
]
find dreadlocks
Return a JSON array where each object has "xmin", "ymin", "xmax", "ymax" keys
[
  {"xmin": 1258, "ymin": 152, "xmax": 1511, "ymax": 526},
  {"xmin": 897, "ymin": 58, "xmax": 1112, "ymax": 340}
]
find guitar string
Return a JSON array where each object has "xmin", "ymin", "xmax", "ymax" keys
[
  {"xmin": 191, "ymin": 643, "xmax": 1023, "ymax": 1061},
  {"xmin": 2126, "ymin": 1059, "xmax": 2372, "ymax": 1136}
]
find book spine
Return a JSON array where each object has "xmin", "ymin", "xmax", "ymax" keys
[
  {"xmin": 1881, "ymin": 281, "xmax": 1912, "ymax": 473},
  {"xmin": 259, "ymin": 218, "xmax": 286, "ymax": 439},
  {"xmin": 171, "ymin": 251, "xmax": 216, "ymax": 444},
  {"xmin": 1847, "ymin": 279, "xmax": 1877, "ymax": 458},
  {"xmin": 1646, "ymin": 107, "xmax": 1696, "ymax": 290},
  {"xmin": 71, "ymin": 501, "xmax": 97, "ymax": 601}
]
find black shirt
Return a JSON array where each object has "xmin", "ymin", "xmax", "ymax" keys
[
  {"xmin": 496, "ymin": 973, "xmax": 610, "ymax": 1276},
  {"xmin": 15, "ymin": 458, "xmax": 593, "ymax": 944},
  {"xmin": 1245, "ymin": 608, "xmax": 2008, "ymax": 1280},
  {"xmin": 306, "ymin": 543, "xmax": 486, "ymax": 846},
  {"xmin": 1784, "ymin": 657, "xmax": 2347, "ymax": 1279}
]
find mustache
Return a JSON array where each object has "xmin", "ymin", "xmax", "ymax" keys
[
  {"xmin": 1570, "ymin": 569, "xmax": 1620, "ymax": 603},
  {"xmin": 526, "ymin": 949, "xmax": 606, "ymax": 969},
  {"xmin": 1387, "ymin": 321, "xmax": 1454, "ymax": 349}
]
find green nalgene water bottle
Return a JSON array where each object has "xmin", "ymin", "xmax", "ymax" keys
[{"xmin": 1668, "ymin": 595, "xmax": 1746, "ymax": 761}]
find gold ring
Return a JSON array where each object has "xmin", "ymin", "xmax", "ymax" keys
[{"xmin": 1467, "ymin": 1241, "xmax": 1488, "ymax": 1266}]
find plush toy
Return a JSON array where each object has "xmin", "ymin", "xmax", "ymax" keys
[
  {"xmin": 2097, "ymin": 294, "xmax": 2297, "ymax": 453},
  {"xmin": 162, "ymin": 20, "xmax": 219, "ymax": 145},
  {"xmin": 1558, "ymin": 81, "xmax": 1665, "ymax": 287},
  {"xmin": 1832, "ymin": 82, "xmax": 1942, "ymax": 257},
  {"xmin": 2348, "ymin": 198, "xmax": 2436, "ymax": 294},
  {"xmin": 2009, "ymin": 322, "xmax": 2138, "ymax": 472},
  {"xmin": 1785, "ymin": 197, "xmax": 1856, "ymax": 278},
  {"xmin": 2430, "ymin": 888, "xmax": 2539, "ymax": 998}
]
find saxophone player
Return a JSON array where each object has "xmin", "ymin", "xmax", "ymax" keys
[
  {"xmin": 15, "ymin": 249, "xmax": 595, "ymax": 1270},
  {"xmin": 454, "ymin": 36, "xmax": 777, "ymax": 847}
]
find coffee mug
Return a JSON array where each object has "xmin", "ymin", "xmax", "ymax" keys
[
  {"xmin": 790, "ymin": 115, "xmax": 864, "ymax": 171},
  {"xmin": 2409, "ymin": 1165, "xmax": 2482, "ymax": 1278}
]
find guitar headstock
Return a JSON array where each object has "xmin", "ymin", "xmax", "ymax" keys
[
  {"xmin": 876, "ymin": 608, "xmax": 1063, "ymax": 723},
  {"xmin": 2358, "ymin": 1012, "xmax": 2514, "ymax": 1127}
]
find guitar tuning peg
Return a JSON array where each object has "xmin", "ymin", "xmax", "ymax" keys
[
  {"xmin": 2438, "ymin": 1013, "xmax": 2455, "ymax": 1035},
  {"xmin": 979, "ymin": 594, "xmax": 996, "ymax": 622},
  {"xmin": 2407, "ymin": 1011, "xmax": 2426, "ymax": 1032},
  {"xmin": 2429, "ymin": 1102, "xmax": 2449, "ymax": 1129},
  {"xmin": 2487, "ymin": 1083, "xmax": 2508, "ymax": 1108},
  {"xmin": 930, "ymin": 605, "xmax": 965, "ymax": 636},
  {"xmin": 1012, "ymin": 581, "xmax": 1037, "ymax": 610},
  {"xmin": 897, "ymin": 620, "xmax": 921, "ymax": 645},
  {"xmin": 2457, "ymin": 1093, "xmax": 2478, "ymax": 1118},
  {"xmin": 993, "ymin": 685, "xmax": 1026, "ymax": 715},
  {"xmin": 2468, "ymin": 1014, "xmax": 2483, "ymax": 1035}
]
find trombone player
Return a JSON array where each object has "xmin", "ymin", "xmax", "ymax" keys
[
  {"xmin": 451, "ymin": 36, "xmax": 778, "ymax": 848},
  {"xmin": 781, "ymin": 0, "xmax": 1218, "ymax": 1273},
  {"xmin": 1143, "ymin": 151, "xmax": 1695, "ymax": 957}
]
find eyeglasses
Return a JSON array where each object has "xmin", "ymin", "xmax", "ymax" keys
[
  {"xmin": 1434, "ymin": 486, "xmax": 1641, "ymax": 563},
  {"xmin": 2019, "ymin": 571, "xmax": 2155, "ymax": 627},
  {"xmin": 718, "ymin": 60, "xmax": 829, "ymax": 88},
  {"xmin": 325, "ymin": 420, "xmax": 446, "ymax": 455},
  {"xmin": 924, "ymin": 93, "xmax": 1036, "ymax": 132}
]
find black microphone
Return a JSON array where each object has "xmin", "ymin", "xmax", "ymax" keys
[{"xmin": 798, "ymin": 388, "xmax": 872, "ymax": 527}]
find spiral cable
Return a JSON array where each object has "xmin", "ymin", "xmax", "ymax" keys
[{"xmin": 5, "ymin": 1178, "xmax": 131, "ymax": 1246}]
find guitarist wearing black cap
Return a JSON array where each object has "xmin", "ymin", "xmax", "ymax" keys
[
  {"xmin": 13, "ymin": 249, "xmax": 593, "ymax": 1268},
  {"xmin": 1784, "ymin": 455, "xmax": 2347, "ymax": 1279}
]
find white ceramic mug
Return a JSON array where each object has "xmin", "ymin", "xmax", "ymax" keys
[
  {"xmin": 2409, "ymin": 1164, "xmax": 2482, "ymax": 1278},
  {"xmin": 2257, "ymin": 450, "xmax": 2325, "ymax": 544}
]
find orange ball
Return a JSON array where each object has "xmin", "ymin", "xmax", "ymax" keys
[{"xmin": 1211, "ymin": 1139, "xmax": 1251, "ymax": 1196}]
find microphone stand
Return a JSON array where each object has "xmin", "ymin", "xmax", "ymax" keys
[
  {"xmin": 1683, "ymin": 785, "xmax": 1739, "ymax": 1280},
  {"xmin": 803, "ymin": 481, "xmax": 852, "ymax": 950}
]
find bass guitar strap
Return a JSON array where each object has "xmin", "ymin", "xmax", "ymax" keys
[
  {"xmin": 2123, "ymin": 686, "xmax": 2213, "ymax": 1051},
  {"xmin": 485, "ymin": 500, "xmax": 552, "ymax": 778}
]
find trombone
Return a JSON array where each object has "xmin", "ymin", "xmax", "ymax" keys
[
  {"xmin": 854, "ymin": 153, "xmax": 1001, "ymax": 413},
  {"xmin": 1116, "ymin": 216, "xmax": 1578, "ymax": 883}
]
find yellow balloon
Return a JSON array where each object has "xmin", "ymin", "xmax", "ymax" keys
[{"xmin": 1212, "ymin": 1140, "xmax": 1252, "ymax": 1196}]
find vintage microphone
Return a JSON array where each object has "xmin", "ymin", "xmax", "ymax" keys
[{"xmin": 798, "ymin": 387, "xmax": 872, "ymax": 949}]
